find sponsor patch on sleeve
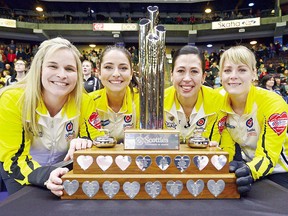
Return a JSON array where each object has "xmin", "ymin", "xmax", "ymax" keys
[
  {"xmin": 88, "ymin": 112, "xmax": 102, "ymax": 129},
  {"xmin": 218, "ymin": 116, "xmax": 227, "ymax": 134},
  {"xmin": 268, "ymin": 112, "xmax": 288, "ymax": 135}
]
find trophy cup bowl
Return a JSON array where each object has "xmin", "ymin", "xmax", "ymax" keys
[
  {"xmin": 93, "ymin": 129, "xmax": 117, "ymax": 148},
  {"xmin": 187, "ymin": 136, "xmax": 209, "ymax": 148}
]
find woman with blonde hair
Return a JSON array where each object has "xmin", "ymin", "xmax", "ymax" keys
[
  {"xmin": 0, "ymin": 37, "xmax": 101, "ymax": 196},
  {"xmin": 219, "ymin": 45, "xmax": 288, "ymax": 195}
]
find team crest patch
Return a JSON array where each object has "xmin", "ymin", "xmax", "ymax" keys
[
  {"xmin": 88, "ymin": 112, "xmax": 102, "ymax": 129},
  {"xmin": 268, "ymin": 112, "xmax": 288, "ymax": 135},
  {"xmin": 246, "ymin": 118, "xmax": 253, "ymax": 128},
  {"xmin": 218, "ymin": 116, "xmax": 227, "ymax": 134},
  {"xmin": 124, "ymin": 115, "xmax": 132, "ymax": 123},
  {"xmin": 66, "ymin": 121, "xmax": 73, "ymax": 132},
  {"xmin": 196, "ymin": 118, "xmax": 206, "ymax": 127}
]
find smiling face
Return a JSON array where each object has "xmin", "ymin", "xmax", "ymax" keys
[
  {"xmin": 221, "ymin": 61, "xmax": 254, "ymax": 96},
  {"xmin": 171, "ymin": 54, "xmax": 205, "ymax": 103},
  {"xmin": 219, "ymin": 46, "xmax": 257, "ymax": 100},
  {"xmin": 41, "ymin": 48, "xmax": 78, "ymax": 104},
  {"xmin": 99, "ymin": 49, "xmax": 132, "ymax": 95}
]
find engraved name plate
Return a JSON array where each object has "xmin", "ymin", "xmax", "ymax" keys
[
  {"xmin": 156, "ymin": 155, "xmax": 171, "ymax": 171},
  {"xmin": 102, "ymin": 181, "xmax": 120, "ymax": 199},
  {"xmin": 186, "ymin": 179, "xmax": 204, "ymax": 197},
  {"xmin": 207, "ymin": 179, "xmax": 225, "ymax": 197},
  {"xmin": 145, "ymin": 181, "xmax": 162, "ymax": 199},
  {"xmin": 166, "ymin": 180, "xmax": 183, "ymax": 197},
  {"xmin": 82, "ymin": 181, "xmax": 99, "ymax": 198},
  {"xmin": 174, "ymin": 155, "xmax": 190, "ymax": 172},
  {"xmin": 123, "ymin": 181, "xmax": 140, "ymax": 199},
  {"xmin": 135, "ymin": 155, "xmax": 152, "ymax": 171},
  {"xmin": 124, "ymin": 129, "xmax": 179, "ymax": 150},
  {"xmin": 193, "ymin": 155, "xmax": 209, "ymax": 171},
  {"xmin": 63, "ymin": 180, "xmax": 79, "ymax": 196}
]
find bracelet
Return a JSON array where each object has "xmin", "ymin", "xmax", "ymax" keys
[{"xmin": 44, "ymin": 179, "xmax": 50, "ymax": 187}]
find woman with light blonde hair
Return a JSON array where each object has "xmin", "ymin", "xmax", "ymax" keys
[
  {"xmin": 0, "ymin": 37, "xmax": 101, "ymax": 196},
  {"xmin": 219, "ymin": 45, "xmax": 288, "ymax": 195}
]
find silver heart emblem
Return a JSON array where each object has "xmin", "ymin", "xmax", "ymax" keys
[
  {"xmin": 96, "ymin": 155, "xmax": 113, "ymax": 171},
  {"xmin": 115, "ymin": 155, "xmax": 132, "ymax": 171},
  {"xmin": 207, "ymin": 179, "xmax": 225, "ymax": 197},
  {"xmin": 211, "ymin": 155, "xmax": 227, "ymax": 170},
  {"xmin": 82, "ymin": 181, "xmax": 99, "ymax": 198},
  {"xmin": 186, "ymin": 179, "xmax": 204, "ymax": 197},
  {"xmin": 123, "ymin": 181, "xmax": 140, "ymax": 199},
  {"xmin": 193, "ymin": 155, "xmax": 209, "ymax": 171},
  {"xmin": 63, "ymin": 180, "xmax": 79, "ymax": 196},
  {"xmin": 102, "ymin": 181, "xmax": 120, "ymax": 199},
  {"xmin": 135, "ymin": 155, "xmax": 152, "ymax": 171},
  {"xmin": 77, "ymin": 155, "xmax": 93, "ymax": 170},
  {"xmin": 155, "ymin": 155, "xmax": 171, "ymax": 171},
  {"xmin": 174, "ymin": 155, "xmax": 190, "ymax": 172},
  {"xmin": 166, "ymin": 180, "xmax": 183, "ymax": 197},
  {"xmin": 145, "ymin": 181, "xmax": 162, "ymax": 199}
]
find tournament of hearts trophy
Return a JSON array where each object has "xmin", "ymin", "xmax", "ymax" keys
[{"xmin": 60, "ymin": 6, "xmax": 239, "ymax": 200}]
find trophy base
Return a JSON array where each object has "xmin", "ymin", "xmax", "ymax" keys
[{"xmin": 124, "ymin": 129, "xmax": 180, "ymax": 150}]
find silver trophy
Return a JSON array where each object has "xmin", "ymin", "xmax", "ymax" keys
[{"xmin": 124, "ymin": 6, "xmax": 179, "ymax": 150}]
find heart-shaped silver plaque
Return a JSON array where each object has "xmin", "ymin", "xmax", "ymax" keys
[
  {"xmin": 102, "ymin": 181, "xmax": 120, "ymax": 199},
  {"xmin": 145, "ymin": 181, "xmax": 162, "ymax": 199},
  {"xmin": 155, "ymin": 155, "xmax": 171, "ymax": 171},
  {"xmin": 166, "ymin": 180, "xmax": 183, "ymax": 197},
  {"xmin": 77, "ymin": 155, "xmax": 93, "ymax": 170},
  {"xmin": 63, "ymin": 180, "xmax": 79, "ymax": 196},
  {"xmin": 115, "ymin": 155, "xmax": 132, "ymax": 171},
  {"xmin": 96, "ymin": 155, "xmax": 113, "ymax": 171},
  {"xmin": 174, "ymin": 155, "xmax": 190, "ymax": 172},
  {"xmin": 135, "ymin": 155, "xmax": 152, "ymax": 171},
  {"xmin": 211, "ymin": 155, "xmax": 227, "ymax": 170},
  {"xmin": 186, "ymin": 179, "xmax": 204, "ymax": 197},
  {"xmin": 82, "ymin": 181, "xmax": 99, "ymax": 198},
  {"xmin": 123, "ymin": 181, "xmax": 140, "ymax": 199},
  {"xmin": 193, "ymin": 155, "xmax": 209, "ymax": 171},
  {"xmin": 147, "ymin": 5, "xmax": 158, "ymax": 13},
  {"xmin": 207, "ymin": 179, "xmax": 225, "ymax": 197}
]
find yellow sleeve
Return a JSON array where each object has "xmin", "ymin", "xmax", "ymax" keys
[{"xmin": 0, "ymin": 90, "xmax": 41, "ymax": 185}]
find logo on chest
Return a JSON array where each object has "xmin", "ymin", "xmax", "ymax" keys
[
  {"xmin": 196, "ymin": 118, "xmax": 206, "ymax": 127},
  {"xmin": 218, "ymin": 116, "xmax": 227, "ymax": 134},
  {"xmin": 123, "ymin": 115, "xmax": 133, "ymax": 128},
  {"xmin": 65, "ymin": 121, "xmax": 75, "ymax": 141},
  {"xmin": 88, "ymin": 112, "xmax": 102, "ymax": 129}
]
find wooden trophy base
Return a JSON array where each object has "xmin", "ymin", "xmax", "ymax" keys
[{"xmin": 61, "ymin": 144, "xmax": 240, "ymax": 199}]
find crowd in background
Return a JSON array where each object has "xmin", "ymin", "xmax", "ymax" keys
[{"xmin": 0, "ymin": 38, "xmax": 287, "ymax": 103}]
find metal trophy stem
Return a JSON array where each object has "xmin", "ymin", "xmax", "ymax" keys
[{"xmin": 139, "ymin": 6, "xmax": 166, "ymax": 130}]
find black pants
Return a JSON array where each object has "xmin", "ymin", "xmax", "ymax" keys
[
  {"xmin": 0, "ymin": 163, "xmax": 24, "ymax": 195},
  {"xmin": 266, "ymin": 172, "xmax": 288, "ymax": 189}
]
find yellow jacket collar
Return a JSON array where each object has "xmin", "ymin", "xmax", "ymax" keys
[{"xmin": 96, "ymin": 87, "xmax": 133, "ymax": 113}]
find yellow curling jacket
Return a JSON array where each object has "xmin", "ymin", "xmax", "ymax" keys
[
  {"xmin": 0, "ymin": 88, "xmax": 101, "ymax": 186},
  {"xmin": 164, "ymin": 85, "xmax": 223, "ymax": 143},
  {"xmin": 219, "ymin": 85, "xmax": 288, "ymax": 180},
  {"xmin": 89, "ymin": 87, "xmax": 139, "ymax": 143}
]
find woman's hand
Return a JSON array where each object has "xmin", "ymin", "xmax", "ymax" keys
[
  {"xmin": 64, "ymin": 138, "xmax": 92, "ymax": 161},
  {"xmin": 45, "ymin": 167, "xmax": 69, "ymax": 197},
  {"xmin": 208, "ymin": 140, "xmax": 219, "ymax": 147}
]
